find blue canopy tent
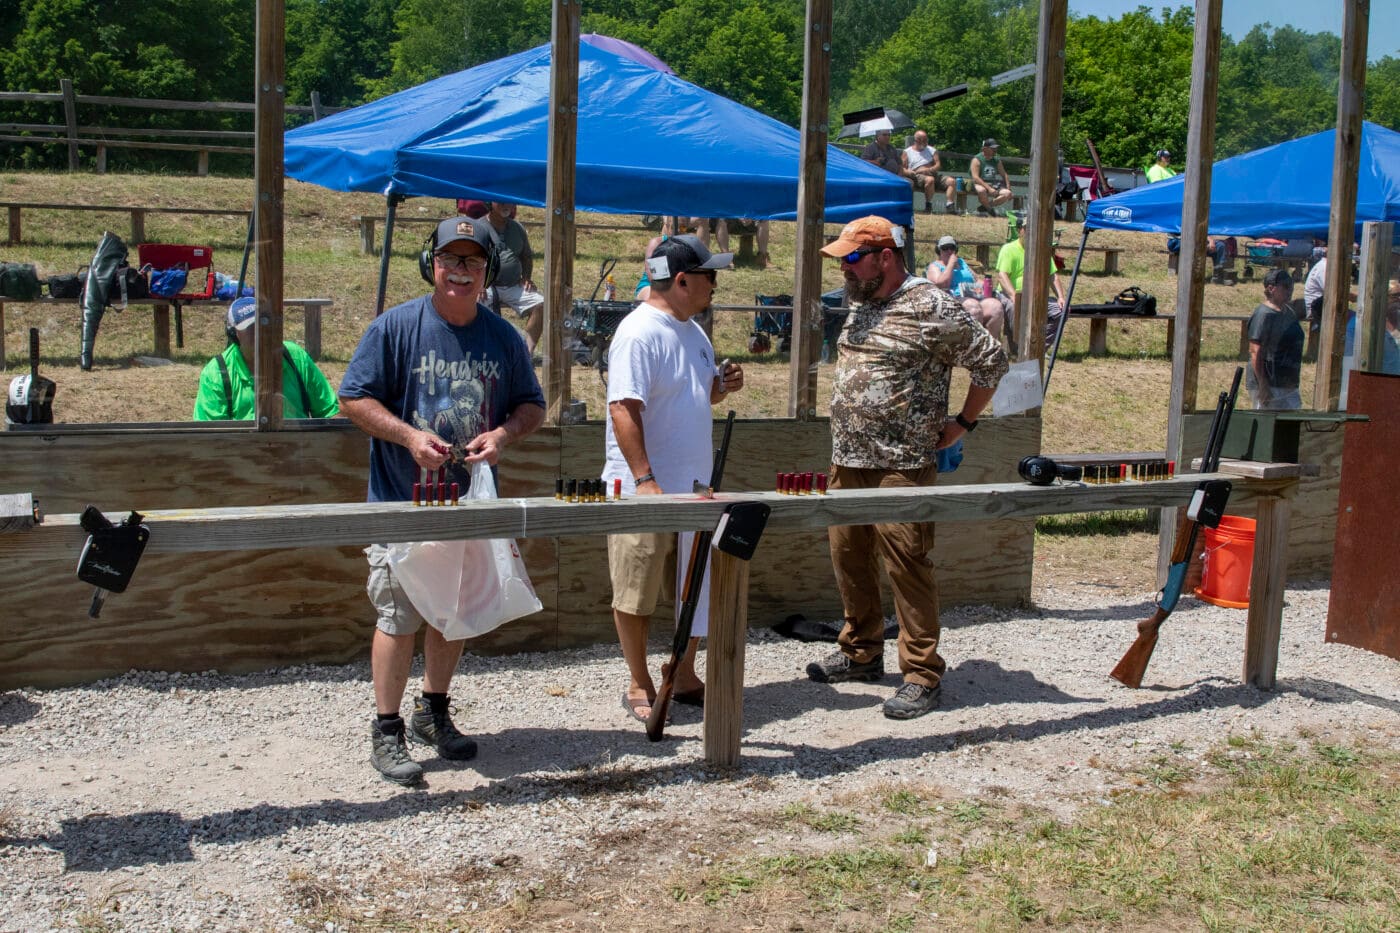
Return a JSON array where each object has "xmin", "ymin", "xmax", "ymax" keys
[
  {"xmin": 284, "ymin": 41, "xmax": 912, "ymax": 306},
  {"xmin": 1084, "ymin": 122, "xmax": 1400, "ymax": 241},
  {"xmin": 1044, "ymin": 122, "xmax": 1400, "ymax": 390}
]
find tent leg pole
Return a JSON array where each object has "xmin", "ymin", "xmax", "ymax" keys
[
  {"xmin": 1043, "ymin": 229, "xmax": 1090, "ymax": 395},
  {"xmin": 375, "ymin": 194, "xmax": 402, "ymax": 317},
  {"xmin": 236, "ymin": 209, "xmax": 255, "ymax": 294}
]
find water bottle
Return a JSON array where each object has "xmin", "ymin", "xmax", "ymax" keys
[
  {"xmin": 982, "ymin": 275, "xmax": 994, "ymax": 299},
  {"xmin": 602, "ymin": 275, "xmax": 616, "ymax": 301}
]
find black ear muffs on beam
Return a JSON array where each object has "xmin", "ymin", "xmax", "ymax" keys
[{"xmin": 1018, "ymin": 455, "xmax": 1083, "ymax": 486}]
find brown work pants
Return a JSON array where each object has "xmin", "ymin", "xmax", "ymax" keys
[{"xmin": 827, "ymin": 463, "xmax": 946, "ymax": 689}]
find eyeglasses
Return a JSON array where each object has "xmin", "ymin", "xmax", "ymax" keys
[
  {"xmin": 939, "ymin": 245, "xmax": 958, "ymax": 253},
  {"xmin": 434, "ymin": 251, "xmax": 488, "ymax": 272},
  {"xmin": 840, "ymin": 248, "xmax": 878, "ymax": 265}
]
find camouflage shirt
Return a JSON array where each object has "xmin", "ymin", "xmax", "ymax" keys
[{"xmin": 831, "ymin": 276, "xmax": 1009, "ymax": 469}]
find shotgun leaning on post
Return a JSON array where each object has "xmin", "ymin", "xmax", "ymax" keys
[
  {"xmin": 646, "ymin": 410, "xmax": 736, "ymax": 741},
  {"xmin": 1110, "ymin": 366, "xmax": 1243, "ymax": 688}
]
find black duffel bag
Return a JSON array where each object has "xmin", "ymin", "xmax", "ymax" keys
[
  {"xmin": 1113, "ymin": 285, "xmax": 1156, "ymax": 316},
  {"xmin": 0, "ymin": 262, "xmax": 42, "ymax": 300},
  {"xmin": 48, "ymin": 272, "xmax": 84, "ymax": 300}
]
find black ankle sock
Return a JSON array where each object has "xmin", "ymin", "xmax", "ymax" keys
[
  {"xmin": 422, "ymin": 692, "xmax": 449, "ymax": 716},
  {"xmin": 377, "ymin": 712, "xmax": 402, "ymax": 725}
]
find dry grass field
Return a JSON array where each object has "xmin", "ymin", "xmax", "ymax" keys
[{"xmin": 0, "ymin": 169, "xmax": 1316, "ymax": 589}]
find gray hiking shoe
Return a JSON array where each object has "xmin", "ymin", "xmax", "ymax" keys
[
  {"xmin": 370, "ymin": 719, "xmax": 424, "ymax": 786},
  {"xmin": 882, "ymin": 682, "xmax": 941, "ymax": 720},
  {"xmin": 805, "ymin": 650, "xmax": 884, "ymax": 684},
  {"xmin": 408, "ymin": 696, "xmax": 478, "ymax": 761}
]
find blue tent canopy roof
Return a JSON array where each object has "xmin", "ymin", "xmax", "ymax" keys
[
  {"xmin": 285, "ymin": 42, "xmax": 913, "ymax": 226},
  {"xmin": 1085, "ymin": 122, "xmax": 1400, "ymax": 243}
]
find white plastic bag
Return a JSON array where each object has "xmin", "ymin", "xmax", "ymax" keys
[
  {"xmin": 386, "ymin": 460, "xmax": 542, "ymax": 640},
  {"xmin": 991, "ymin": 358, "xmax": 1044, "ymax": 416}
]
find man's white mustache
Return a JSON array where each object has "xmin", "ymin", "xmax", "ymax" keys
[{"xmin": 447, "ymin": 273, "xmax": 475, "ymax": 285}]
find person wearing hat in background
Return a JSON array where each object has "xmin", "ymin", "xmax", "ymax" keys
[
  {"xmin": 603, "ymin": 233, "xmax": 744, "ymax": 726},
  {"xmin": 806, "ymin": 216, "xmax": 1007, "ymax": 720},
  {"xmin": 192, "ymin": 297, "xmax": 339, "ymax": 421},
  {"xmin": 969, "ymin": 138, "xmax": 1013, "ymax": 216},
  {"xmin": 995, "ymin": 210, "xmax": 1068, "ymax": 346},
  {"xmin": 860, "ymin": 128, "xmax": 904, "ymax": 177},
  {"xmin": 926, "ymin": 234, "xmax": 1006, "ymax": 343},
  {"xmin": 482, "ymin": 201, "xmax": 546, "ymax": 355},
  {"xmin": 1247, "ymin": 267, "xmax": 1305, "ymax": 410},
  {"xmin": 1146, "ymin": 149, "xmax": 1176, "ymax": 183},
  {"xmin": 339, "ymin": 216, "xmax": 546, "ymax": 786}
]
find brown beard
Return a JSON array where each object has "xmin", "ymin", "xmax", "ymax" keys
[{"xmin": 844, "ymin": 270, "xmax": 884, "ymax": 304}]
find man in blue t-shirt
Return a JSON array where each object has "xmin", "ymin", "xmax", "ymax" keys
[{"xmin": 339, "ymin": 216, "xmax": 546, "ymax": 786}]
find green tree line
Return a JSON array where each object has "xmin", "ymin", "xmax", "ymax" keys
[{"xmin": 2, "ymin": 0, "xmax": 1397, "ymax": 172}]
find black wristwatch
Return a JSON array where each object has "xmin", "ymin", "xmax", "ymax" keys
[
  {"xmin": 954, "ymin": 413, "xmax": 978, "ymax": 432},
  {"xmin": 634, "ymin": 472, "xmax": 657, "ymax": 486}
]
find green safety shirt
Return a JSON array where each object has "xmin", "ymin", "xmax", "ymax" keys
[{"xmin": 193, "ymin": 341, "xmax": 340, "ymax": 420}]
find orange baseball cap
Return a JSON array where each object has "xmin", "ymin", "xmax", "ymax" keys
[{"xmin": 819, "ymin": 216, "xmax": 905, "ymax": 258}]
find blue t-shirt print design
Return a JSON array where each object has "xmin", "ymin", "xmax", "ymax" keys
[{"xmin": 409, "ymin": 348, "xmax": 505, "ymax": 444}]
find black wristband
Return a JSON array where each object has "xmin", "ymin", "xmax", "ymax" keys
[
  {"xmin": 955, "ymin": 413, "xmax": 977, "ymax": 432},
  {"xmin": 634, "ymin": 472, "xmax": 656, "ymax": 486}
]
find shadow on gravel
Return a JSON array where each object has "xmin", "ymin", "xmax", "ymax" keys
[
  {"xmin": 0, "ymin": 692, "xmax": 41, "ymax": 727},
  {"xmin": 8, "ymin": 674, "xmax": 1396, "ymax": 874}
]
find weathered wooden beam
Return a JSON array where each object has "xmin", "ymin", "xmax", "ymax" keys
[
  {"xmin": 60, "ymin": 78, "xmax": 79, "ymax": 171},
  {"xmin": 1021, "ymin": 0, "xmax": 1067, "ymax": 365},
  {"xmin": 1243, "ymin": 491, "xmax": 1291, "ymax": 688},
  {"xmin": 0, "ymin": 468, "xmax": 1301, "ymax": 562},
  {"xmin": 1315, "ymin": 0, "xmax": 1370, "ymax": 410},
  {"xmin": 543, "ymin": 0, "xmax": 580, "ymax": 424},
  {"xmin": 704, "ymin": 548, "xmax": 749, "ymax": 766},
  {"xmin": 1355, "ymin": 221, "xmax": 1394, "ymax": 375},
  {"xmin": 788, "ymin": 0, "xmax": 833, "ymax": 421},
  {"xmin": 253, "ymin": 0, "xmax": 287, "ymax": 430},
  {"xmin": 0, "ymin": 495, "xmax": 37, "ymax": 533}
]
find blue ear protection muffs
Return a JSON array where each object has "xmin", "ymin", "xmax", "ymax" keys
[{"xmin": 418, "ymin": 219, "xmax": 501, "ymax": 289}]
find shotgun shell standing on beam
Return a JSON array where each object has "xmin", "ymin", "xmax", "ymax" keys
[
  {"xmin": 438, "ymin": 467, "xmax": 447, "ymax": 505},
  {"xmin": 451, "ymin": 482, "xmax": 460, "ymax": 506},
  {"xmin": 567, "ymin": 479, "xmax": 577, "ymax": 503},
  {"xmin": 555, "ymin": 478, "xmax": 564, "ymax": 500},
  {"xmin": 412, "ymin": 482, "xmax": 422, "ymax": 507},
  {"xmin": 614, "ymin": 477, "xmax": 622, "ymax": 500},
  {"xmin": 816, "ymin": 472, "xmax": 827, "ymax": 494}
]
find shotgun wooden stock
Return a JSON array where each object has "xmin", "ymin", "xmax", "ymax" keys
[
  {"xmin": 1110, "ymin": 367, "xmax": 1242, "ymax": 688},
  {"xmin": 646, "ymin": 410, "xmax": 736, "ymax": 741}
]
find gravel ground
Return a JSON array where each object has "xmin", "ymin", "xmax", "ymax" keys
[{"xmin": 1, "ymin": 581, "xmax": 1397, "ymax": 930}]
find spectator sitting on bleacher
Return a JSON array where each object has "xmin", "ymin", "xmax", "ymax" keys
[
  {"xmin": 995, "ymin": 211, "xmax": 1066, "ymax": 343},
  {"xmin": 860, "ymin": 129, "xmax": 903, "ymax": 177},
  {"xmin": 926, "ymin": 235, "xmax": 1004, "ymax": 341},
  {"xmin": 902, "ymin": 131, "xmax": 957, "ymax": 215},
  {"xmin": 969, "ymin": 138, "xmax": 1013, "ymax": 217},
  {"xmin": 1146, "ymin": 149, "xmax": 1175, "ymax": 183},
  {"xmin": 1166, "ymin": 234, "xmax": 1229, "ymax": 279}
]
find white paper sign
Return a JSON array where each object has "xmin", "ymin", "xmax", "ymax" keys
[{"xmin": 991, "ymin": 358, "xmax": 1044, "ymax": 416}]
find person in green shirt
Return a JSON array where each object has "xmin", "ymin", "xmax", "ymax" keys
[
  {"xmin": 1146, "ymin": 149, "xmax": 1176, "ymax": 183},
  {"xmin": 994, "ymin": 211, "xmax": 1067, "ymax": 345},
  {"xmin": 193, "ymin": 297, "xmax": 340, "ymax": 420}
]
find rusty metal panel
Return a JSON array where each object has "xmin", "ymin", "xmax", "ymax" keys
[{"xmin": 1326, "ymin": 372, "xmax": 1400, "ymax": 660}]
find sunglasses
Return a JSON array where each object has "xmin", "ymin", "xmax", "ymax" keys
[
  {"xmin": 840, "ymin": 248, "xmax": 879, "ymax": 264},
  {"xmin": 939, "ymin": 245, "xmax": 958, "ymax": 253},
  {"xmin": 434, "ymin": 251, "xmax": 488, "ymax": 272}
]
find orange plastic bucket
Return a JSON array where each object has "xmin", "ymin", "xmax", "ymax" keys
[{"xmin": 1195, "ymin": 515, "xmax": 1256, "ymax": 609}]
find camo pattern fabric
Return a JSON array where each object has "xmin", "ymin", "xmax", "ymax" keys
[{"xmin": 831, "ymin": 276, "xmax": 1009, "ymax": 469}]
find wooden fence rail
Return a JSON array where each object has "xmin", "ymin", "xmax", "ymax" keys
[{"xmin": 0, "ymin": 84, "xmax": 345, "ymax": 175}]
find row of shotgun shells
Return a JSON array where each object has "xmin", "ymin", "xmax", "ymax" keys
[
  {"xmin": 777, "ymin": 471, "xmax": 828, "ymax": 495},
  {"xmin": 1083, "ymin": 460, "xmax": 1177, "ymax": 484},
  {"xmin": 413, "ymin": 466, "xmax": 460, "ymax": 506},
  {"xmin": 555, "ymin": 478, "xmax": 623, "ymax": 502}
]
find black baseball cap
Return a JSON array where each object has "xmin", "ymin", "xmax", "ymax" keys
[
  {"xmin": 982, "ymin": 138, "xmax": 999, "ymax": 149},
  {"xmin": 645, "ymin": 234, "xmax": 732, "ymax": 281}
]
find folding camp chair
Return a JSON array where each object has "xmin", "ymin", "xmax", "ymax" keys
[
  {"xmin": 1083, "ymin": 138, "xmax": 1119, "ymax": 199},
  {"xmin": 136, "ymin": 243, "xmax": 216, "ymax": 349}
]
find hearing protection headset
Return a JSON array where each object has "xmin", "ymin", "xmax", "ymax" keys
[
  {"xmin": 418, "ymin": 217, "xmax": 501, "ymax": 289},
  {"xmin": 1017, "ymin": 455, "xmax": 1083, "ymax": 486}
]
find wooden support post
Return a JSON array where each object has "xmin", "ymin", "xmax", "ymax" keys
[
  {"xmin": 1243, "ymin": 492, "xmax": 1291, "ymax": 689},
  {"xmin": 310, "ymin": 90, "xmax": 324, "ymax": 121},
  {"xmin": 0, "ymin": 494, "xmax": 37, "ymax": 533},
  {"xmin": 6, "ymin": 205, "xmax": 18, "ymax": 246},
  {"xmin": 542, "ymin": 0, "xmax": 580, "ymax": 425},
  {"xmin": 704, "ymin": 548, "xmax": 750, "ymax": 767},
  {"xmin": 253, "ymin": 0, "xmax": 287, "ymax": 431},
  {"xmin": 1355, "ymin": 222, "xmax": 1394, "ymax": 375},
  {"xmin": 152, "ymin": 303, "xmax": 171, "ymax": 359},
  {"xmin": 1103, "ymin": 249, "xmax": 1121, "ymax": 275},
  {"xmin": 975, "ymin": 244, "xmax": 991, "ymax": 268},
  {"xmin": 95, "ymin": 145, "xmax": 107, "ymax": 174},
  {"xmin": 0, "ymin": 300, "xmax": 6, "ymax": 371},
  {"xmin": 60, "ymin": 78, "xmax": 79, "ymax": 171},
  {"xmin": 1088, "ymin": 318, "xmax": 1108, "ymax": 356},
  {"xmin": 1315, "ymin": 0, "xmax": 1369, "ymax": 411},
  {"xmin": 358, "ymin": 216, "xmax": 376, "ymax": 255},
  {"xmin": 130, "ymin": 210, "xmax": 145, "ymax": 247},
  {"xmin": 1021, "ymin": 0, "xmax": 1067, "ymax": 365},
  {"xmin": 788, "ymin": 0, "xmax": 833, "ymax": 421},
  {"xmin": 1160, "ymin": 0, "xmax": 1221, "ymax": 584},
  {"xmin": 302, "ymin": 301, "xmax": 322, "ymax": 361},
  {"xmin": 197, "ymin": 150, "xmax": 210, "ymax": 177}
]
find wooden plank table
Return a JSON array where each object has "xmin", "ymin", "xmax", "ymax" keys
[
  {"xmin": 0, "ymin": 460, "xmax": 1303, "ymax": 766},
  {"xmin": 1068, "ymin": 311, "xmax": 1251, "ymax": 358},
  {"xmin": 0, "ymin": 296, "xmax": 331, "ymax": 367},
  {"xmin": 3, "ymin": 201, "xmax": 251, "ymax": 246}
]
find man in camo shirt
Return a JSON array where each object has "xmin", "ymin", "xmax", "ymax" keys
[{"xmin": 805, "ymin": 216, "xmax": 1008, "ymax": 719}]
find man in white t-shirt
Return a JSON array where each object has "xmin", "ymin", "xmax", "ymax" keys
[
  {"xmin": 903, "ymin": 130, "xmax": 957, "ymax": 215},
  {"xmin": 602, "ymin": 234, "xmax": 744, "ymax": 726}
]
